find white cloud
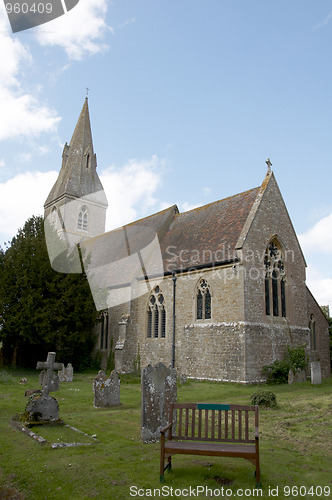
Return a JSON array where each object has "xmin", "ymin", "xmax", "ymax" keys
[
  {"xmin": 298, "ymin": 212, "xmax": 332, "ymax": 307},
  {"xmin": 181, "ymin": 201, "xmax": 203, "ymax": 212},
  {"xmin": 298, "ymin": 212, "xmax": 332, "ymax": 254},
  {"xmin": 0, "ymin": 159, "xmax": 5, "ymax": 168},
  {"xmin": 306, "ymin": 265, "xmax": 332, "ymax": 308},
  {"xmin": 314, "ymin": 11, "xmax": 332, "ymax": 29},
  {"xmin": 0, "ymin": 170, "xmax": 57, "ymax": 243},
  {"xmin": 35, "ymin": 0, "xmax": 110, "ymax": 60},
  {"xmin": 100, "ymin": 156, "xmax": 163, "ymax": 230},
  {"xmin": 203, "ymin": 186, "xmax": 212, "ymax": 196},
  {"xmin": 0, "ymin": 11, "xmax": 60, "ymax": 141}
]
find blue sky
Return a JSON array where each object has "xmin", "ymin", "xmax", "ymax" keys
[{"xmin": 0, "ymin": 0, "xmax": 331, "ymax": 307}]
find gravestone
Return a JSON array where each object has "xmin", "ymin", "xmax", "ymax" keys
[
  {"xmin": 39, "ymin": 370, "xmax": 59, "ymax": 391},
  {"xmin": 93, "ymin": 370, "xmax": 120, "ymax": 408},
  {"xmin": 58, "ymin": 363, "xmax": 74, "ymax": 382},
  {"xmin": 288, "ymin": 369, "xmax": 306, "ymax": 384},
  {"xmin": 311, "ymin": 361, "xmax": 322, "ymax": 385},
  {"xmin": 25, "ymin": 352, "xmax": 63, "ymax": 422},
  {"xmin": 141, "ymin": 362, "xmax": 177, "ymax": 443}
]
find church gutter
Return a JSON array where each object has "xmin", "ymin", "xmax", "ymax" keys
[{"xmin": 101, "ymin": 257, "xmax": 240, "ymax": 291}]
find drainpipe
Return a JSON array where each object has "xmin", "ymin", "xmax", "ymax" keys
[{"xmin": 171, "ymin": 271, "xmax": 177, "ymax": 369}]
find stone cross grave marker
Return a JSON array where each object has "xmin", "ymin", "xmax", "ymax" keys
[{"xmin": 37, "ymin": 352, "xmax": 63, "ymax": 397}]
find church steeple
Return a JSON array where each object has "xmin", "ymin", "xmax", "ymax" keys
[{"xmin": 44, "ymin": 98, "xmax": 108, "ymax": 243}]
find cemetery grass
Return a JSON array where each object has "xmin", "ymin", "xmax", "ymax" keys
[{"xmin": 0, "ymin": 370, "xmax": 331, "ymax": 500}]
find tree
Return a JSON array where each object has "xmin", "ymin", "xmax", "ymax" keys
[{"xmin": 0, "ymin": 216, "xmax": 98, "ymax": 370}]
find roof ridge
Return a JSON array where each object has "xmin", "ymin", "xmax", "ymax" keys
[
  {"xmin": 178, "ymin": 185, "xmax": 260, "ymax": 216},
  {"xmin": 124, "ymin": 204, "xmax": 179, "ymax": 227}
]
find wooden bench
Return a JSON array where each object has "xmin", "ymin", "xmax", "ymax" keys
[{"xmin": 160, "ymin": 403, "xmax": 261, "ymax": 486}]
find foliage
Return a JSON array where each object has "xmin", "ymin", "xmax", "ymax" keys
[
  {"xmin": 286, "ymin": 344, "xmax": 308, "ymax": 373},
  {"xmin": 0, "ymin": 370, "xmax": 15, "ymax": 384},
  {"xmin": 250, "ymin": 390, "xmax": 277, "ymax": 408},
  {"xmin": 262, "ymin": 358, "xmax": 290, "ymax": 384},
  {"xmin": 329, "ymin": 317, "xmax": 332, "ymax": 369},
  {"xmin": 262, "ymin": 344, "xmax": 308, "ymax": 384},
  {"xmin": 0, "ymin": 216, "xmax": 98, "ymax": 370}
]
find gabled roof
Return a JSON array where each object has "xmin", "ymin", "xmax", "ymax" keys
[
  {"xmin": 160, "ymin": 187, "xmax": 260, "ymax": 272},
  {"xmin": 80, "ymin": 182, "xmax": 261, "ymax": 287},
  {"xmin": 44, "ymin": 98, "xmax": 107, "ymax": 208}
]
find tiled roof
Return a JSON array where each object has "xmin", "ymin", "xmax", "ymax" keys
[
  {"xmin": 80, "ymin": 185, "xmax": 261, "ymax": 287},
  {"xmin": 161, "ymin": 187, "xmax": 260, "ymax": 272}
]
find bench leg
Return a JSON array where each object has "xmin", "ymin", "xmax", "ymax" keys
[
  {"xmin": 255, "ymin": 462, "xmax": 262, "ymax": 488},
  {"xmin": 160, "ymin": 441, "xmax": 165, "ymax": 483}
]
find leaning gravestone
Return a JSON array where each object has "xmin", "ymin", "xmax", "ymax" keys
[
  {"xmin": 58, "ymin": 363, "xmax": 74, "ymax": 382},
  {"xmin": 93, "ymin": 370, "xmax": 121, "ymax": 408},
  {"xmin": 141, "ymin": 362, "xmax": 177, "ymax": 443},
  {"xmin": 25, "ymin": 352, "xmax": 63, "ymax": 422}
]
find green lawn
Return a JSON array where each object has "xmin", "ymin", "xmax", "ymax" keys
[{"xmin": 0, "ymin": 369, "xmax": 331, "ymax": 499}]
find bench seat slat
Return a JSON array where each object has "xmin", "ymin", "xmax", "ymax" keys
[
  {"xmin": 164, "ymin": 440, "xmax": 256, "ymax": 458},
  {"xmin": 171, "ymin": 436, "xmax": 255, "ymax": 444}
]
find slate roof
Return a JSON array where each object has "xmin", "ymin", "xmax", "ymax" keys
[{"xmin": 161, "ymin": 186, "xmax": 260, "ymax": 273}]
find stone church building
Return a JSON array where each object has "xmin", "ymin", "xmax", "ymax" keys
[{"xmin": 44, "ymin": 99, "xmax": 330, "ymax": 383}]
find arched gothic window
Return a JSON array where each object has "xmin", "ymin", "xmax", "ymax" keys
[
  {"xmin": 78, "ymin": 206, "xmax": 88, "ymax": 231},
  {"xmin": 147, "ymin": 286, "xmax": 166, "ymax": 338},
  {"xmin": 309, "ymin": 314, "xmax": 316, "ymax": 351},
  {"xmin": 196, "ymin": 278, "xmax": 212, "ymax": 320},
  {"xmin": 264, "ymin": 239, "xmax": 286, "ymax": 317}
]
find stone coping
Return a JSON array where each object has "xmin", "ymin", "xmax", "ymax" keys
[{"xmin": 10, "ymin": 418, "xmax": 98, "ymax": 448}]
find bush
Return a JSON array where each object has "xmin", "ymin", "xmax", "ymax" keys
[
  {"xmin": 286, "ymin": 344, "xmax": 308, "ymax": 372},
  {"xmin": 251, "ymin": 390, "xmax": 277, "ymax": 408},
  {"xmin": 262, "ymin": 359, "xmax": 289, "ymax": 384},
  {"xmin": 262, "ymin": 344, "xmax": 308, "ymax": 384}
]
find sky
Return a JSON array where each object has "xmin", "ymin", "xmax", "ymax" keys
[{"xmin": 0, "ymin": 0, "xmax": 331, "ymax": 309}]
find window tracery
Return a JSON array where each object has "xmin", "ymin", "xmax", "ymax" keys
[
  {"xmin": 196, "ymin": 278, "xmax": 212, "ymax": 320},
  {"xmin": 264, "ymin": 239, "xmax": 286, "ymax": 317},
  {"xmin": 147, "ymin": 286, "xmax": 166, "ymax": 338}
]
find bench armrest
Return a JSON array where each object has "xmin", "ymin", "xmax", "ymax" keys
[{"xmin": 160, "ymin": 422, "xmax": 172, "ymax": 435}]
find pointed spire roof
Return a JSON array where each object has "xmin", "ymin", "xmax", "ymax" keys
[{"xmin": 45, "ymin": 98, "xmax": 108, "ymax": 208}]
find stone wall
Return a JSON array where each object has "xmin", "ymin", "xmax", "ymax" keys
[
  {"xmin": 306, "ymin": 287, "xmax": 331, "ymax": 379},
  {"xmin": 105, "ymin": 173, "xmax": 330, "ymax": 382}
]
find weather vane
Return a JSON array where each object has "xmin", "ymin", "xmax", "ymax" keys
[{"xmin": 86, "ymin": 87, "xmax": 89, "ymax": 98}]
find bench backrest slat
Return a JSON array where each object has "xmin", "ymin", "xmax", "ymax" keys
[{"xmin": 170, "ymin": 403, "xmax": 258, "ymax": 444}]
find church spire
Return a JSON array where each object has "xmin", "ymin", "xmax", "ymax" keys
[
  {"xmin": 44, "ymin": 98, "xmax": 108, "ymax": 245},
  {"xmin": 45, "ymin": 98, "xmax": 108, "ymax": 208}
]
